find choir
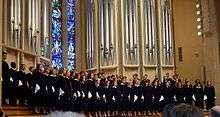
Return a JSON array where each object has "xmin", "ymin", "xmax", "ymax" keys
[{"xmin": 1, "ymin": 51, "xmax": 216, "ymax": 116}]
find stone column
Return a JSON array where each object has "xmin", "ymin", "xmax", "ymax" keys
[
  {"xmin": 94, "ymin": 0, "xmax": 100, "ymax": 72},
  {"xmin": 20, "ymin": 0, "xmax": 27, "ymax": 65},
  {"xmin": 138, "ymin": 0, "xmax": 144, "ymax": 78},
  {"xmin": 61, "ymin": 1, "xmax": 68, "ymax": 69},
  {"xmin": 77, "ymin": 0, "xmax": 87, "ymax": 71},
  {"xmin": 48, "ymin": 0, "xmax": 52, "ymax": 62},
  {"xmin": 202, "ymin": 0, "xmax": 220, "ymax": 105},
  {"xmin": 75, "ymin": 0, "xmax": 82, "ymax": 71},
  {"xmin": 117, "ymin": 0, "xmax": 123, "ymax": 75},
  {"xmin": 155, "ymin": 0, "xmax": 162, "ymax": 79}
]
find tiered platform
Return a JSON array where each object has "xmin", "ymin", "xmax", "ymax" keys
[
  {"xmin": 2, "ymin": 106, "xmax": 45, "ymax": 117},
  {"xmin": 1, "ymin": 105, "xmax": 210, "ymax": 117}
]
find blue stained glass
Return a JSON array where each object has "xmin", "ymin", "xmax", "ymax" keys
[
  {"xmin": 67, "ymin": 0, "xmax": 76, "ymax": 70},
  {"xmin": 51, "ymin": 0, "xmax": 63, "ymax": 69}
]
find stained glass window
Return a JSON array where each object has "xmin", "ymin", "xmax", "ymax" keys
[
  {"xmin": 67, "ymin": 0, "xmax": 76, "ymax": 70},
  {"xmin": 51, "ymin": 0, "xmax": 63, "ymax": 69}
]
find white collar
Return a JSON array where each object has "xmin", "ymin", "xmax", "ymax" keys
[{"xmin": 11, "ymin": 68, "xmax": 17, "ymax": 71}]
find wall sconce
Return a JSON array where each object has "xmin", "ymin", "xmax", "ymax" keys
[
  {"xmin": 197, "ymin": 24, "xmax": 202, "ymax": 30},
  {"xmin": 196, "ymin": 0, "xmax": 203, "ymax": 37},
  {"xmin": 196, "ymin": 11, "xmax": 201, "ymax": 15},
  {"xmin": 197, "ymin": 31, "xmax": 203, "ymax": 36}
]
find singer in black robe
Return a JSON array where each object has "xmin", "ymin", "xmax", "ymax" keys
[
  {"xmin": 2, "ymin": 52, "xmax": 10, "ymax": 105},
  {"xmin": 162, "ymin": 81, "xmax": 175, "ymax": 109},
  {"xmin": 204, "ymin": 81, "xmax": 215, "ymax": 110},
  {"xmin": 143, "ymin": 80, "xmax": 153, "ymax": 113},
  {"xmin": 17, "ymin": 64, "xmax": 27, "ymax": 105},
  {"xmin": 152, "ymin": 81, "xmax": 162, "ymax": 113},
  {"xmin": 193, "ymin": 80, "xmax": 204, "ymax": 109},
  {"xmin": 183, "ymin": 82, "xmax": 193, "ymax": 105},
  {"xmin": 8, "ymin": 62, "xmax": 18, "ymax": 105},
  {"xmin": 175, "ymin": 82, "xmax": 185, "ymax": 104}
]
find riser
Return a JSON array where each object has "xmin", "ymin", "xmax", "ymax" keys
[{"xmin": 2, "ymin": 106, "xmax": 210, "ymax": 117}]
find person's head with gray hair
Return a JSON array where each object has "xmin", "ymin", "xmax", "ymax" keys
[{"xmin": 162, "ymin": 104, "xmax": 203, "ymax": 117}]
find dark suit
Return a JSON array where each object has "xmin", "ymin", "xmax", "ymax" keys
[
  {"xmin": 204, "ymin": 86, "xmax": 215, "ymax": 110},
  {"xmin": 2, "ymin": 60, "xmax": 10, "ymax": 103},
  {"xmin": 8, "ymin": 68, "xmax": 18, "ymax": 104},
  {"xmin": 17, "ymin": 70, "xmax": 27, "ymax": 105},
  {"xmin": 143, "ymin": 85, "xmax": 153, "ymax": 112},
  {"xmin": 193, "ymin": 85, "xmax": 204, "ymax": 109}
]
